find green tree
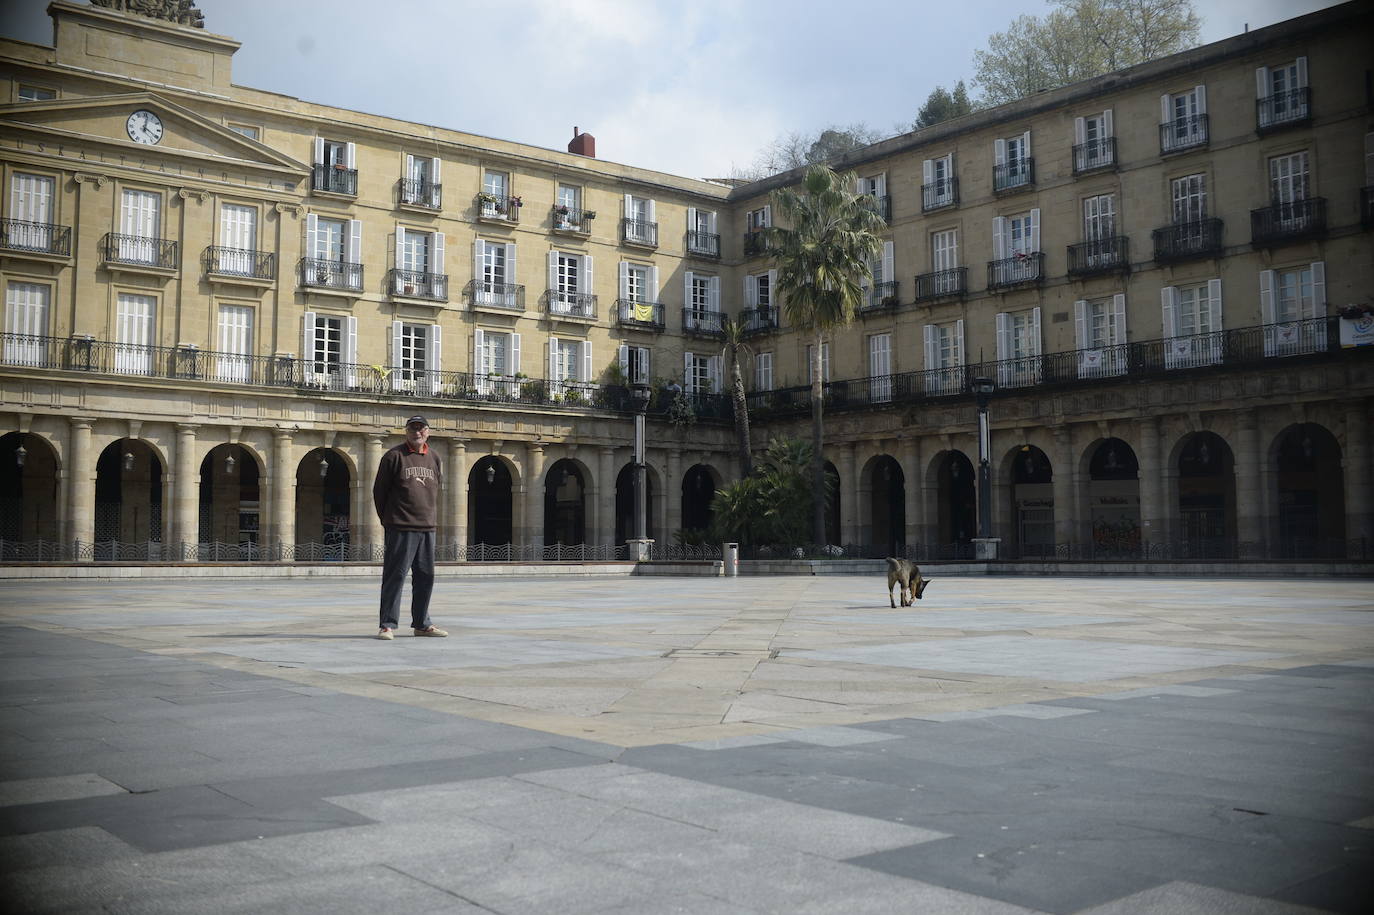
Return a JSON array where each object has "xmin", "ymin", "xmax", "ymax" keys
[
  {"xmin": 737, "ymin": 123, "xmax": 884, "ymax": 180},
  {"xmin": 763, "ymin": 165, "xmax": 885, "ymax": 545},
  {"xmin": 719, "ymin": 315, "xmax": 754, "ymax": 478},
  {"xmin": 709, "ymin": 437, "xmax": 818, "ymax": 549},
  {"xmin": 913, "ymin": 81, "xmax": 975, "ymax": 129}
]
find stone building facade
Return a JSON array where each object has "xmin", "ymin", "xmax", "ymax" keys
[{"xmin": 1, "ymin": 0, "xmax": 1371, "ymax": 561}]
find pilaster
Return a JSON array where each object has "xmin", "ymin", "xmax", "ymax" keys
[
  {"xmin": 173, "ymin": 423, "xmax": 199, "ymax": 559},
  {"xmin": 67, "ymin": 417, "xmax": 95, "ymax": 554}
]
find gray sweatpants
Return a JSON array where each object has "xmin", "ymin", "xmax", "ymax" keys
[{"xmin": 379, "ymin": 529, "xmax": 435, "ymax": 630}]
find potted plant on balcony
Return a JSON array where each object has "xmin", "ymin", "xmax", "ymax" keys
[{"xmin": 583, "ymin": 210, "xmax": 596, "ymax": 220}]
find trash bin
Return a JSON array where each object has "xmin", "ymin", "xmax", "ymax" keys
[{"xmin": 723, "ymin": 542, "xmax": 739, "ymax": 577}]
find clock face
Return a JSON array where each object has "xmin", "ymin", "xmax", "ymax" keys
[{"xmin": 126, "ymin": 109, "xmax": 164, "ymax": 145}]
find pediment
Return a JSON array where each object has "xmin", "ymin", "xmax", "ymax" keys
[{"xmin": 0, "ymin": 91, "xmax": 307, "ymax": 178}]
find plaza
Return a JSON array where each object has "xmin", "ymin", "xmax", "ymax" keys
[{"xmin": 1, "ymin": 572, "xmax": 1371, "ymax": 913}]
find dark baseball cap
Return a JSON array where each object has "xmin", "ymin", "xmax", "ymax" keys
[{"xmin": 405, "ymin": 415, "xmax": 429, "ymax": 428}]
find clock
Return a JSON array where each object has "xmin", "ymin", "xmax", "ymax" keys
[{"xmin": 126, "ymin": 109, "xmax": 164, "ymax": 145}]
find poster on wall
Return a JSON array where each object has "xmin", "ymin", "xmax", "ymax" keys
[{"xmin": 1339, "ymin": 311, "xmax": 1374, "ymax": 348}]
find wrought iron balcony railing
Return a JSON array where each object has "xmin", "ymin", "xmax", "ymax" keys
[
  {"xmin": 993, "ymin": 159, "xmax": 1034, "ymax": 192},
  {"xmin": 388, "ymin": 268, "xmax": 448, "ymax": 300},
  {"xmin": 740, "ymin": 306, "xmax": 779, "ymax": 335},
  {"xmin": 614, "ymin": 299, "xmax": 664, "ymax": 330},
  {"xmin": 1152, "ymin": 219, "xmax": 1224, "ymax": 263},
  {"xmin": 469, "ymin": 281, "xmax": 525, "ymax": 310},
  {"xmin": 0, "ymin": 218, "xmax": 71, "ymax": 256},
  {"xmin": 863, "ymin": 195, "xmax": 891, "ymax": 222},
  {"xmin": 743, "ymin": 230, "xmax": 767, "ymax": 257},
  {"xmin": 915, "ymin": 267, "xmax": 967, "ymax": 301},
  {"xmin": 203, "ymin": 246, "xmax": 275, "ymax": 280},
  {"xmin": 1160, "ymin": 115, "xmax": 1208, "ymax": 154},
  {"xmin": 398, "ymin": 178, "xmax": 441, "ymax": 209},
  {"xmin": 622, "ymin": 218, "xmax": 658, "ymax": 247},
  {"xmin": 1251, "ymin": 198, "xmax": 1326, "ymax": 246},
  {"xmin": 299, "ymin": 257, "xmax": 363, "ymax": 291},
  {"xmin": 921, "ymin": 178, "xmax": 958, "ymax": 212},
  {"xmin": 683, "ymin": 307, "xmax": 725, "ymax": 336},
  {"xmin": 1067, "ymin": 236, "xmax": 1129, "ymax": 277},
  {"xmin": 312, "ymin": 163, "xmax": 357, "ymax": 195},
  {"xmin": 1072, "ymin": 137, "xmax": 1116, "ymax": 173},
  {"xmin": 1256, "ymin": 87, "xmax": 1311, "ymax": 132},
  {"xmin": 476, "ymin": 194, "xmax": 521, "ymax": 222},
  {"xmin": 551, "ymin": 205, "xmax": 595, "ymax": 233},
  {"xmin": 547, "ymin": 291, "xmax": 596, "ymax": 319},
  {"xmin": 860, "ymin": 281, "xmax": 899, "ymax": 312},
  {"xmin": 686, "ymin": 230, "xmax": 720, "ymax": 257},
  {"xmin": 987, "ymin": 252, "xmax": 1044, "ymax": 289},
  {"xmin": 101, "ymin": 233, "xmax": 177, "ymax": 269}
]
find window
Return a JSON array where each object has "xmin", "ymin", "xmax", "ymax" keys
[
  {"xmin": 118, "ymin": 188, "xmax": 161, "ymax": 264},
  {"xmin": 313, "ymin": 139, "xmax": 356, "ymax": 194},
  {"xmin": 403, "ymin": 155, "xmax": 441, "ymax": 208},
  {"xmin": 1257, "ymin": 57, "xmax": 1309, "ymax": 128},
  {"xmin": 620, "ymin": 261, "xmax": 655, "ymax": 306},
  {"xmin": 392, "ymin": 321, "xmax": 442, "ymax": 392},
  {"xmin": 755, "ymin": 351, "xmax": 773, "ymax": 392},
  {"xmin": 474, "ymin": 239, "xmax": 517, "ymax": 307},
  {"xmin": 683, "ymin": 270, "xmax": 720, "ymax": 331},
  {"xmin": 216, "ymin": 204, "xmax": 258, "ymax": 275},
  {"xmin": 856, "ymin": 174, "xmax": 888, "ymax": 219},
  {"xmin": 7, "ymin": 172, "xmax": 57, "ymax": 252},
  {"xmin": 1162, "ymin": 280, "xmax": 1223, "ymax": 369},
  {"xmin": 17, "ymin": 85, "xmax": 55, "ymax": 102},
  {"xmin": 992, "ymin": 209, "xmax": 1040, "ymax": 286},
  {"xmin": 216, "ymin": 304, "xmax": 254, "ymax": 382},
  {"xmin": 312, "ymin": 216, "xmax": 346, "ymax": 261},
  {"xmin": 473, "ymin": 329, "xmax": 520, "ymax": 393},
  {"xmin": 393, "ymin": 227, "xmax": 445, "ymax": 297},
  {"xmin": 805, "ymin": 342, "xmax": 830, "ymax": 384},
  {"xmin": 480, "ymin": 169, "xmax": 512, "ymax": 218},
  {"xmin": 1073, "ymin": 110, "xmax": 1114, "ymax": 171},
  {"xmin": 869, "ymin": 333, "xmax": 892, "ymax": 402},
  {"xmin": 922, "ymin": 320, "xmax": 964, "ymax": 395},
  {"xmin": 995, "ymin": 308, "xmax": 1042, "ymax": 387},
  {"xmin": 226, "ymin": 124, "xmax": 259, "ymax": 140},
  {"xmin": 862, "ymin": 241, "xmax": 895, "ymax": 308},
  {"xmin": 1261, "ymin": 263, "xmax": 1326, "ymax": 356},
  {"xmin": 994, "ymin": 131, "xmax": 1032, "ymax": 190},
  {"xmin": 1083, "ymin": 194, "xmax": 1116, "ymax": 241},
  {"xmin": 304, "ymin": 215, "xmax": 361, "ymax": 288},
  {"xmin": 623, "ymin": 194, "xmax": 656, "ymax": 244},
  {"xmin": 745, "ymin": 270, "xmax": 774, "ymax": 311},
  {"xmin": 308, "ymin": 314, "xmax": 341, "ymax": 375},
  {"xmin": 1268, "ymin": 151, "xmax": 1314, "ymax": 233},
  {"xmin": 1161, "ymin": 86, "xmax": 1207, "ymax": 152},
  {"xmin": 550, "ymin": 251, "xmax": 593, "ymax": 316},
  {"xmin": 619, "ymin": 344, "xmax": 650, "ymax": 386},
  {"xmin": 550, "ymin": 338, "xmax": 591, "ymax": 396},
  {"xmin": 555, "ymin": 184, "xmax": 584, "ymax": 230},
  {"xmin": 928, "ymin": 229, "xmax": 960, "ymax": 296},
  {"xmin": 1075, "ymin": 295, "xmax": 1127, "ymax": 378},
  {"xmin": 4, "ymin": 282, "xmax": 50, "ymax": 366},
  {"xmin": 1006, "ymin": 211, "xmax": 1037, "ymax": 255},
  {"xmin": 115, "ymin": 292, "xmax": 156, "ymax": 375},
  {"xmin": 684, "ymin": 352, "xmax": 720, "ymax": 394},
  {"xmin": 1172, "ymin": 174, "xmax": 1208, "ymax": 223},
  {"xmin": 922, "ymin": 155, "xmax": 955, "ymax": 210},
  {"xmin": 686, "ymin": 207, "xmax": 719, "ymax": 255},
  {"xmin": 746, "ymin": 206, "xmax": 770, "ymax": 230}
]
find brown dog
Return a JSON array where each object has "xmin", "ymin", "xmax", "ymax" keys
[{"xmin": 886, "ymin": 557, "xmax": 931, "ymax": 607}]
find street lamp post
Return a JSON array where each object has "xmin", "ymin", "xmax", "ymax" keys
[
  {"xmin": 627, "ymin": 382, "xmax": 653, "ymax": 562},
  {"xmin": 971, "ymin": 376, "xmax": 998, "ymax": 560}
]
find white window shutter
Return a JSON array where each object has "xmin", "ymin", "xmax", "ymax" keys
[
  {"xmin": 472, "ymin": 329, "xmax": 484, "ymax": 381},
  {"xmin": 996, "ymin": 312, "xmax": 1011, "ymax": 360},
  {"xmin": 683, "ymin": 270, "xmax": 694, "ymax": 307},
  {"xmin": 686, "ymin": 207, "xmax": 696, "ymax": 231},
  {"xmin": 547, "ymin": 251, "xmax": 558, "ymax": 296},
  {"xmin": 429, "ymin": 323, "xmax": 442, "ymax": 375},
  {"xmin": 581, "ymin": 254, "xmax": 593, "ymax": 295},
  {"xmin": 582, "ymin": 341, "xmax": 593, "ymax": 383},
  {"xmin": 619, "ymin": 261, "xmax": 630, "ymax": 299},
  {"xmin": 394, "ymin": 226, "xmax": 405, "ymax": 272},
  {"xmin": 994, "ymin": 138, "xmax": 1006, "ymax": 166},
  {"xmin": 647, "ymin": 199, "xmax": 656, "ymax": 223},
  {"xmin": 954, "ymin": 319, "xmax": 964, "ymax": 364},
  {"xmin": 649, "ymin": 264, "xmax": 659, "ymax": 300},
  {"xmin": 761, "ymin": 204, "xmax": 770, "ymax": 226},
  {"xmin": 1160, "ymin": 94, "xmax": 1171, "ymax": 123},
  {"xmin": 1259, "ymin": 270, "xmax": 1276, "ymax": 324},
  {"xmin": 505, "ymin": 244, "xmax": 516, "ymax": 286},
  {"xmin": 1111, "ymin": 294, "xmax": 1126, "ymax": 345},
  {"xmin": 1031, "ymin": 306, "xmax": 1042, "ymax": 353},
  {"xmin": 619, "ymin": 344, "xmax": 629, "ymax": 377},
  {"xmin": 855, "ymin": 177, "xmax": 864, "ymax": 194},
  {"xmin": 876, "ymin": 173, "xmax": 887, "ymax": 197},
  {"xmin": 405, "ymin": 153, "xmax": 415, "ymax": 178},
  {"xmin": 347, "ymin": 219, "xmax": 361, "ymax": 264},
  {"xmin": 1207, "ymin": 278, "xmax": 1223, "ymax": 328},
  {"xmin": 923, "ymin": 324, "xmax": 936, "ymax": 369},
  {"xmin": 710, "ymin": 276, "xmax": 720, "ymax": 311},
  {"xmin": 548, "ymin": 338, "xmax": 559, "ymax": 380},
  {"xmin": 313, "ymin": 137, "xmax": 324, "ymax": 164},
  {"xmin": 882, "ymin": 240, "xmax": 894, "ymax": 283},
  {"xmin": 1074, "ymin": 300, "xmax": 1087, "ymax": 349},
  {"xmin": 1102, "ymin": 109, "xmax": 1113, "ymax": 137},
  {"xmin": 707, "ymin": 211, "xmax": 717, "ymax": 234},
  {"xmin": 430, "ymin": 157, "xmax": 441, "ymax": 183},
  {"xmin": 1309, "ymin": 261, "xmax": 1325, "ymax": 318},
  {"xmin": 344, "ymin": 142, "xmax": 356, "ymax": 169},
  {"xmin": 1021, "ymin": 131, "xmax": 1031, "ymax": 157},
  {"xmin": 623, "ymin": 193, "xmax": 633, "ymax": 218},
  {"xmin": 302, "ymin": 311, "xmax": 316, "ymax": 363},
  {"xmin": 473, "ymin": 239, "xmax": 483, "ymax": 287},
  {"xmin": 1030, "ymin": 208, "xmax": 1041, "ymax": 251},
  {"xmin": 1296, "ymin": 56, "xmax": 1308, "ymax": 87},
  {"xmin": 1195, "ymin": 85, "xmax": 1206, "ymax": 113},
  {"xmin": 744, "ymin": 274, "xmax": 755, "ymax": 308},
  {"xmin": 992, "ymin": 217, "xmax": 1006, "ymax": 260},
  {"xmin": 432, "ymin": 230, "xmax": 444, "ymax": 274},
  {"xmin": 305, "ymin": 213, "xmax": 319, "ymax": 261},
  {"xmin": 511, "ymin": 333, "xmax": 521, "ymax": 373},
  {"xmin": 345, "ymin": 316, "xmax": 358, "ymax": 365},
  {"xmin": 709, "ymin": 355, "xmax": 722, "ymax": 393},
  {"xmin": 1161, "ymin": 287, "xmax": 1178, "ymax": 337},
  {"xmin": 1255, "ymin": 67, "xmax": 1269, "ymax": 99},
  {"xmin": 1074, "ymin": 117, "xmax": 1086, "ymax": 145},
  {"xmin": 392, "ymin": 320, "xmax": 403, "ymax": 366},
  {"xmin": 684, "ymin": 352, "xmax": 693, "ymax": 391},
  {"xmin": 922, "ymin": 159, "xmax": 933, "ymax": 186}
]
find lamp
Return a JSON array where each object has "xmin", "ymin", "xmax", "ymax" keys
[
  {"xmin": 224, "ymin": 453, "xmax": 236, "ymax": 474},
  {"xmin": 123, "ymin": 449, "xmax": 135, "ymax": 472},
  {"xmin": 319, "ymin": 455, "xmax": 329, "ymax": 480},
  {"xmin": 485, "ymin": 463, "xmax": 496, "ymax": 485},
  {"xmin": 14, "ymin": 435, "xmax": 26, "ymax": 469},
  {"xmin": 970, "ymin": 376, "xmax": 995, "ymax": 557}
]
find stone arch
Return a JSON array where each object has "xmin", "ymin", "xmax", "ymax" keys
[
  {"xmin": 545, "ymin": 457, "xmax": 591, "ymax": 547},
  {"xmin": 1271, "ymin": 422, "xmax": 1345, "ymax": 556},
  {"xmin": 94, "ymin": 438, "xmax": 164, "ymax": 553},
  {"xmin": 863, "ymin": 453, "xmax": 905, "ymax": 556},
  {"xmin": 296, "ymin": 447, "xmax": 353, "ymax": 556},
  {"xmin": 1172, "ymin": 430, "xmax": 1236, "ymax": 556},
  {"xmin": 680, "ymin": 463, "xmax": 722, "ymax": 536},
  {"xmin": 1002, "ymin": 443, "xmax": 1054, "ymax": 559},
  {"xmin": 1084, "ymin": 437, "xmax": 1141, "ymax": 557},
  {"xmin": 198, "ymin": 442, "xmax": 265, "ymax": 550},
  {"xmin": 931, "ymin": 449, "xmax": 975, "ymax": 554},
  {"xmin": 615, "ymin": 460, "xmax": 661, "ymax": 548},
  {"xmin": 0, "ymin": 431, "xmax": 61, "ymax": 546},
  {"xmin": 469, "ymin": 455, "xmax": 516, "ymax": 547}
]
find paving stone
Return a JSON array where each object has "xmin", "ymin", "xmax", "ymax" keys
[{"xmin": 0, "ymin": 773, "xmax": 127, "ymax": 807}]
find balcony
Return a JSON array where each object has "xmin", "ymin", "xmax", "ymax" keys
[
  {"xmin": 203, "ymin": 246, "xmax": 275, "ymax": 283},
  {"xmin": 551, "ymin": 205, "xmax": 595, "ymax": 235},
  {"xmin": 915, "ymin": 267, "xmax": 967, "ymax": 301},
  {"xmin": 987, "ymin": 252, "xmax": 1044, "ymax": 290},
  {"xmin": 621, "ymin": 218, "xmax": 658, "ymax": 248},
  {"xmin": 614, "ymin": 299, "xmax": 664, "ymax": 332},
  {"xmin": 299, "ymin": 257, "xmax": 362, "ymax": 292},
  {"xmin": 1067, "ymin": 236, "xmax": 1130, "ymax": 277},
  {"xmin": 469, "ymin": 281, "xmax": 525, "ymax": 311},
  {"xmin": 686, "ymin": 230, "xmax": 720, "ymax": 258},
  {"xmin": 1363, "ymin": 187, "xmax": 1374, "ymax": 229},
  {"xmin": 398, "ymin": 178, "xmax": 441, "ymax": 210},
  {"xmin": 1256, "ymin": 87, "xmax": 1311, "ymax": 133},
  {"xmin": 0, "ymin": 218, "xmax": 71, "ymax": 258},
  {"xmin": 859, "ymin": 281, "xmax": 899, "ymax": 313},
  {"xmin": 1072, "ymin": 137, "xmax": 1116, "ymax": 174},
  {"xmin": 743, "ymin": 230, "xmax": 767, "ymax": 257},
  {"xmin": 683, "ymin": 307, "xmax": 725, "ymax": 337},
  {"xmin": 312, "ymin": 163, "xmax": 357, "ymax": 196},
  {"xmin": 388, "ymin": 268, "xmax": 448, "ymax": 301},
  {"xmin": 546, "ymin": 291, "xmax": 596, "ymax": 321},
  {"xmin": 1152, "ymin": 219, "xmax": 1224, "ymax": 263},
  {"xmin": 740, "ymin": 306, "xmax": 779, "ymax": 335},
  {"xmin": 1251, "ymin": 198, "xmax": 1327, "ymax": 247},
  {"xmin": 993, "ymin": 159, "xmax": 1034, "ymax": 193},
  {"xmin": 1160, "ymin": 115, "xmax": 1208, "ymax": 154},
  {"xmin": 921, "ymin": 178, "xmax": 958, "ymax": 212},
  {"xmin": 476, "ymin": 194, "xmax": 521, "ymax": 223},
  {"xmin": 101, "ymin": 233, "xmax": 177, "ymax": 271}
]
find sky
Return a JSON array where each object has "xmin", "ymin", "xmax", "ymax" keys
[{"xmin": 0, "ymin": 0, "xmax": 1343, "ymax": 179}]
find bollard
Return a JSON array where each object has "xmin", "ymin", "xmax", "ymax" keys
[{"xmin": 723, "ymin": 542, "xmax": 739, "ymax": 577}]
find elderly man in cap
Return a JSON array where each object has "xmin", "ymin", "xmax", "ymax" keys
[{"xmin": 372, "ymin": 415, "xmax": 447, "ymax": 639}]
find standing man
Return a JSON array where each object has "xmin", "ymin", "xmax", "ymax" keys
[{"xmin": 372, "ymin": 415, "xmax": 448, "ymax": 640}]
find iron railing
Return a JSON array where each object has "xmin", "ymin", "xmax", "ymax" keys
[
  {"xmin": 547, "ymin": 291, "xmax": 596, "ymax": 320},
  {"xmin": 312, "ymin": 164, "xmax": 357, "ymax": 195},
  {"xmin": 987, "ymin": 252, "xmax": 1044, "ymax": 289},
  {"xmin": 299, "ymin": 257, "xmax": 363, "ymax": 291},
  {"xmin": 0, "ymin": 218, "xmax": 71, "ymax": 256},
  {"xmin": 1256, "ymin": 87, "xmax": 1311, "ymax": 132},
  {"xmin": 614, "ymin": 299, "xmax": 665, "ymax": 331},
  {"xmin": 1072, "ymin": 137, "xmax": 1116, "ymax": 173},
  {"xmin": 398, "ymin": 178, "xmax": 441, "ymax": 209},
  {"xmin": 860, "ymin": 281, "xmax": 899, "ymax": 312},
  {"xmin": 993, "ymin": 159, "xmax": 1034, "ymax": 192},
  {"xmin": 468, "ymin": 281, "xmax": 525, "ymax": 311},
  {"xmin": 687, "ymin": 230, "xmax": 721, "ymax": 257},
  {"xmin": 683, "ymin": 307, "xmax": 725, "ymax": 336},
  {"xmin": 922, "ymin": 178, "xmax": 958, "ymax": 212},
  {"xmin": 863, "ymin": 195, "xmax": 891, "ymax": 222},
  {"xmin": 622, "ymin": 218, "xmax": 658, "ymax": 246},
  {"xmin": 743, "ymin": 231, "xmax": 767, "ymax": 257},
  {"xmin": 1067, "ymin": 236, "xmax": 1129, "ymax": 277},
  {"xmin": 101, "ymin": 233, "xmax": 177, "ymax": 269},
  {"xmin": 551, "ymin": 206, "xmax": 595, "ymax": 233},
  {"xmin": 476, "ymin": 194, "xmax": 521, "ymax": 222},
  {"xmin": 1160, "ymin": 115, "xmax": 1208, "ymax": 154},
  {"xmin": 915, "ymin": 267, "xmax": 967, "ymax": 301},
  {"xmin": 1251, "ymin": 198, "xmax": 1326, "ymax": 246},
  {"xmin": 203, "ymin": 246, "xmax": 275, "ymax": 280},
  {"xmin": 1152, "ymin": 219, "xmax": 1224, "ymax": 263},
  {"xmin": 388, "ymin": 268, "xmax": 448, "ymax": 301},
  {"xmin": 740, "ymin": 306, "xmax": 779, "ymax": 335}
]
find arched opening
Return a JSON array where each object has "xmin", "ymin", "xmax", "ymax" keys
[
  {"xmin": 94, "ymin": 438, "xmax": 163, "ymax": 558},
  {"xmin": 544, "ymin": 458, "xmax": 586, "ymax": 547},
  {"xmin": 198, "ymin": 444, "xmax": 260, "ymax": 555},
  {"xmin": 615, "ymin": 462, "xmax": 657, "ymax": 548},
  {"xmin": 681, "ymin": 464, "xmax": 717, "ymax": 536},
  {"xmin": 1011, "ymin": 445, "xmax": 1054, "ymax": 559},
  {"xmin": 823, "ymin": 460, "xmax": 840, "ymax": 546},
  {"xmin": 296, "ymin": 448, "xmax": 351, "ymax": 558},
  {"xmin": 1177, "ymin": 431, "xmax": 1236, "ymax": 557},
  {"xmin": 469, "ymin": 457, "xmax": 513, "ymax": 551},
  {"xmin": 1088, "ymin": 438, "xmax": 1140, "ymax": 557},
  {"xmin": 938, "ymin": 451, "xmax": 976, "ymax": 555},
  {"xmin": 869, "ymin": 455, "xmax": 905, "ymax": 556},
  {"xmin": 1275, "ymin": 423, "xmax": 1344, "ymax": 557},
  {"xmin": 0, "ymin": 431, "xmax": 60, "ymax": 552}
]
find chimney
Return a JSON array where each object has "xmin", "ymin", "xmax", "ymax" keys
[{"xmin": 568, "ymin": 126, "xmax": 596, "ymax": 158}]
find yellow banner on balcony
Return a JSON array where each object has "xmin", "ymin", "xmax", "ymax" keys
[{"xmin": 633, "ymin": 302, "xmax": 654, "ymax": 322}]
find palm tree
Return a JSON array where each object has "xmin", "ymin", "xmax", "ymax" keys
[
  {"xmin": 719, "ymin": 315, "xmax": 754, "ymax": 477},
  {"xmin": 765, "ymin": 164, "xmax": 885, "ymax": 546}
]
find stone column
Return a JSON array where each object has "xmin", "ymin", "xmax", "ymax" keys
[
  {"xmin": 1052, "ymin": 427, "xmax": 1076, "ymax": 549},
  {"xmin": 449, "ymin": 438, "xmax": 468, "ymax": 558},
  {"xmin": 598, "ymin": 446, "xmax": 616, "ymax": 549},
  {"xmin": 361, "ymin": 435, "xmax": 384, "ymax": 559},
  {"xmin": 666, "ymin": 448, "xmax": 682, "ymax": 540},
  {"xmin": 523, "ymin": 442, "xmax": 545, "ymax": 554},
  {"xmin": 839, "ymin": 442, "xmax": 858, "ymax": 546},
  {"xmin": 1233, "ymin": 411, "xmax": 1262, "ymax": 553},
  {"xmin": 900, "ymin": 435, "xmax": 920, "ymax": 554},
  {"xmin": 1136, "ymin": 415, "xmax": 1164, "ymax": 552},
  {"xmin": 273, "ymin": 430, "xmax": 295, "ymax": 556},
  {"xmin": 67, "ymin": 417, "xmax": 95, "ymax": 557},
  {"xmin": 1344, "ymin": 404, "xmax": 1372, "ymax": 549},
  {"xmin": 174, "ymin": 423, "xmax": 199, "ymax": 560}
]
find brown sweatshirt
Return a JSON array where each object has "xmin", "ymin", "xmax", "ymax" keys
[{"xmin": 373, "ymin": 442, "xmax": 442, "ymax": 531}]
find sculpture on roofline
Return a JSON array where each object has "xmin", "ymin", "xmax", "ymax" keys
[{"xmin": 89, "ymin": 0, "xmax": 206, "ymax": 29}]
